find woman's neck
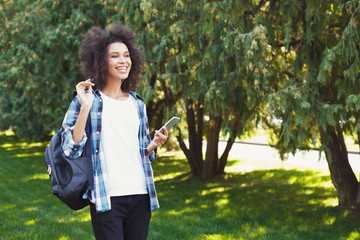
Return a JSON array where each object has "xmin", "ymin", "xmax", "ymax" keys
[{"xmin": 101, "ymin": 80, "xmax": 128, "ymax": 100}]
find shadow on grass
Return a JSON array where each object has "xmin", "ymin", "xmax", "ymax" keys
[{"xmin": 1, "ymin": 137, "xmax": 360, "ymax": 240}]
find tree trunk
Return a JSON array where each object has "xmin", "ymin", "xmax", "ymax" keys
[
  {"xmin": 217, "ymin": 118, "xmax": 242, "ymax": 175},
  {"xmin": 196, "ymin": 100, "xmax": 204, "ymax": 165},
  {"xmin": 217, "ymin": 138, "xmax": 235, "ymax": 175},
  {"xmin": 319, "ymin": 124, "xmax": 359, "ymax": 208},
  {"xmin": 354, "ymin": 112, "xmax": 360, "ymax": 150},
  {"xmin": 203, "ymin": 114, "xmax": 222, "ymax": 179},
  {"xmin": 177, "ymin": 132, "xmax": 200, "ymax": 175},
  {"xmin": 176, "ymin": 98, "xmax": 203, "ymax": 176}
]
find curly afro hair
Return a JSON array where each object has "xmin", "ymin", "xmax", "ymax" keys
[{"xmin": 78, "ymin": 22, "xmax": 144, "ymax": 92}]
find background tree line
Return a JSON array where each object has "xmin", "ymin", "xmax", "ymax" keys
[{"xmin": 1, "ymin": 0, "xmax": 360, "ymax": 209}]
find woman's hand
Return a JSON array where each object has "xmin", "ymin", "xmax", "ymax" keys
[
  {"xmin": 146, "ymin": 127, "xmax": 168, "ymax": 156},
  {"xmin": 152, "ymin": 128, "xmax": 168, "ymax": 147},
  {"xmin": 76, "ymin": 79, "xmax": 95, "ymax": 109}
]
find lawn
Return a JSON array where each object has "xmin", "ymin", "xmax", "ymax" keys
[{"xmin": 1, "ymin": 135, "xmax": 360, "ymax": 240}]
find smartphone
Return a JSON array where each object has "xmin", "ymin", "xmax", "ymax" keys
[{"xmin": 160, "ymin": 117, "xmax": 180, "ymax": 132}]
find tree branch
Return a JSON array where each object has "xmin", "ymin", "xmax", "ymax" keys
[{"xmin": 276, "ymin": 38, "xmax": 302, "ymax": 48}]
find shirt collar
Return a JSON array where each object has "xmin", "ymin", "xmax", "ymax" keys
[{"xmin": 128, "ymin": 91, "xmax": 144, "ymax": 101}]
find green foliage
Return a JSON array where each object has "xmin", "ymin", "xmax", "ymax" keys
[
  {"xmin": 0, "ymin": 0, "xmax": 109, "ymax": 141},
  {"xmin": 264, "ymin": 0, "xmax": 360, "ymax": 158}
]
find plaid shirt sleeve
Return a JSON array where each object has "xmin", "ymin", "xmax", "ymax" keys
[
  {"xmin": 144, "ymin": 106, "xmax": 156, "ymax": 162},
  {"xmin": 61, "ymin": 96, "xmax": 88, "ymax": 159}
]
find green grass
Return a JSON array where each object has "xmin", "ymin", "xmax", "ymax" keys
[{"xmin": 1, "ymin": 135, "xmax": 360, "ymax": 240}]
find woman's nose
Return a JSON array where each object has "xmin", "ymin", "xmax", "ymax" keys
[
  {"xmin": 117, "ymin": 55, "xmax": 129, "ymax": 63},
  {"xmin": 118, "ymin": 56, "xmax": 125, "ymax": 63}
]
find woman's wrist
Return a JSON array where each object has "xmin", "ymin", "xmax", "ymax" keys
[
  {"xmin": 146, "ymin": 141, "xmax": 158, "ymax": 156},
  {"xmin": 80, "ymin": 104, "xmax": 92, "ymax": 112},
  {"xmin": 151, "ymin": 140, "xmax": 159, "ymax": 147}
]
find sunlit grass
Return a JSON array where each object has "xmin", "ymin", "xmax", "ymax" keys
[
  {"xmin": 24, "ymin": 219, "xmax": 37, "ymax": 226},
  {"xmin": 0, "ymin": 129, "xmax": 15, "ymax": 137},
  {"xmin": 347, "ymin": 231, "xmax": 360, "ymax": 240},
  {"xmin": 1, "ymin": 135, "xmax": 360, "ymax": 239}
]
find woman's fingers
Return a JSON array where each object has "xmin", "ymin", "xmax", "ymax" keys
[
  {"xmin": 154, "ymin": 130, "xmax": 168, "ymax": 145},
  {"xmin": 161, "ymin": 127, "xmax": 168, "ymax": 137},
  {"xmin": 75, "ymin": 80, "xmax": 95, "ymax": 108},
  {"xmin": 77, "ymin": 80, "xmax": 95, "ymax": 89},
  {"xmin": 85, "ymin": 79, "xmax": 95, "ymax": 85}
]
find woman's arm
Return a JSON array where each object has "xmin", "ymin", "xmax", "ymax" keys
[
  {"xmin": 61, "ymin": 97, "xmax": 89, "ymax": 159},
  {"xmin": 61, "ymin": 79, "xmax": 95, "ymax": 159},
  {"xmin": 72, "ymin": 79, "xmax": 95, "ymax": 143},
  {"xmin": 72, "ymin": 105, "xmax": 91, "ymax": 143}
]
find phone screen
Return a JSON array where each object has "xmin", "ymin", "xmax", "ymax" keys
[{"xmin": 161, "ymin": 117, "xmax": 180, "ymax": 132}]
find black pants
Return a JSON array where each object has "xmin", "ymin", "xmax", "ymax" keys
[{"xmin": 90, "ymin": 194, "xmax": 151, "ymax": 240}]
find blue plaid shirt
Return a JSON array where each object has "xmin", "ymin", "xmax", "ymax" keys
[{"xmin": 61, "ymin": 89, "xmax": 159, "ymax": 212}]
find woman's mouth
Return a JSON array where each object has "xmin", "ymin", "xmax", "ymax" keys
[{"xmin": 116, "ymin": 66, "xmax": 128, "ymax": 73}]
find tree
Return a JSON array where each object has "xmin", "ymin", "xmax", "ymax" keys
[
  {"xmin": 110, "ymin": 0, "xmax": 274, "ymax": 178},
  {"xmin": 263, "ymin": 0, "xmax": 360, "ymax": 209},
  {"xmin": 0, "ymin": 0, "xmax": 111, "ymax": 141},
  {"xmin": 180, "ymin": 3, "xmax": 273, "ymax": 179}
]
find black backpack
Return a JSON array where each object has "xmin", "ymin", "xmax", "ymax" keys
[{"xmin": 45, "ymin": 93, "xmax": 94, "ymax": 210}]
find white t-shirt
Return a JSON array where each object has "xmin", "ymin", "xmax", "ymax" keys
[{"xmin": 99, "ymin": 91, "xmax": 147, "ymax": 197}]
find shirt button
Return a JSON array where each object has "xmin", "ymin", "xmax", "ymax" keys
[
  {"xmin": 74, "ymin": 147, "xmax": 78, "ymax": 151},
  {"xmin": 96, "ymin": 131, "xmax": 100, "ymax": 134},
  {"xmin": 98, "ymin": 112, "xmax": 100, "ymax": 116},
  {"xmin": 96, "ymin": 149, "xmax": 98, "ymax": 153}
]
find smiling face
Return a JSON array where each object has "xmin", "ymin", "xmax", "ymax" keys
[{"xmin": 105, "ymin": 42, "xmax": 132, "ymax": 82}]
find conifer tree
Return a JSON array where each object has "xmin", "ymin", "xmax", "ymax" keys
[
  {"xmin": 111, "ymin": 0, "xmax": 274, "ymax": 178},
  {"xmin": 264, "ymin": 0, "xmax": 360, "ymax": 209}
]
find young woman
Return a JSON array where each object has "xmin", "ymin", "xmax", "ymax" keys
[{"xmin": 61, "ymin": 22, "xmax": 168, "ymax": 240}]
